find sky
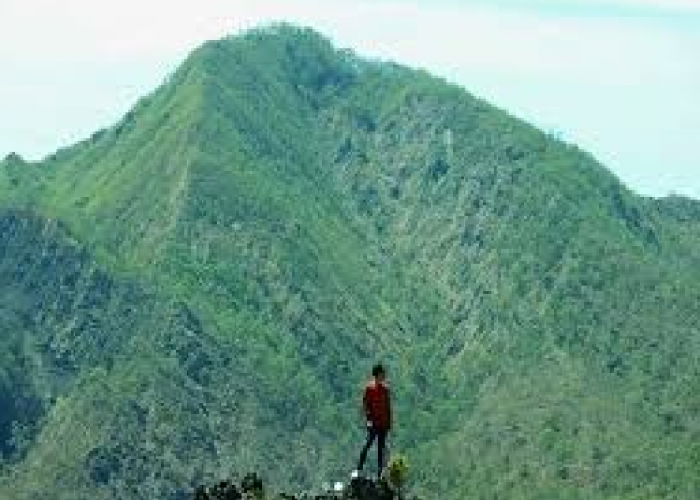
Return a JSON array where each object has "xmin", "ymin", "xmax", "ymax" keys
[{"xmin": 1, "ymin": 0, "xmax": 699, "ymax": 198}]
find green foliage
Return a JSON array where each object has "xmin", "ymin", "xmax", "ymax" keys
[
  {"xmin": 385, "ymin": 454, "xmax": 409, "ymax": 492},
  {"xmin": 1, "ymin": 24, "xmax": 699, "ymax": 500}
]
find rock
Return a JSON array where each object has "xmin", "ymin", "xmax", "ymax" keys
[{"xmin": 191, "ymin": 473, "xmax": 414, "ymax": 500}]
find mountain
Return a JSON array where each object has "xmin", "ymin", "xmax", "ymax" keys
[{"xmin": 1, "ymin": 24, "xmax": 699, "ymax": 500}]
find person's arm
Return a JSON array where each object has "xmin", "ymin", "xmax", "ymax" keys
[
  {"xmin": 386, "ymin": 387, "xmax": 392, "ymax": 430},
  {"xmin": 362, "ymin": 385, "xmax": 370, "ymax": 422}
]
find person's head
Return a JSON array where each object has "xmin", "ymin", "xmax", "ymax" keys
[{"xmin": 372, "ymin": 363, "xmax": 386, "ymax": 381}]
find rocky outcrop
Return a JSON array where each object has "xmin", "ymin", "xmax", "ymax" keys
[{"xmin": 192, "ymin": 473, "xmax": 417, "ymax": 500}]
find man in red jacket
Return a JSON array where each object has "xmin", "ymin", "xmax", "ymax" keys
[{"xmin": 355, "ymin": 363, "xmax": 392, "ymax": 479}]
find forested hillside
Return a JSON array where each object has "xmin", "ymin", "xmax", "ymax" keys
[{"xmin": 1, "ymin": 25, "xmax": 699, "ymax": 500}]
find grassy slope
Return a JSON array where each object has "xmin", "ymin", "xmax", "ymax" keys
[
  {"xmin": 312, "ymin": 58, "xmax": 700, "ymax": 498},
  {"xmin": 1, "ymin": 25, "xmax": 699, "ymax": 500}
]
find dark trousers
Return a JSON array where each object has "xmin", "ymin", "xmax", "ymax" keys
[{"xmin": 357, "ymin": 424, "xmax": 388, "ymax": 478}]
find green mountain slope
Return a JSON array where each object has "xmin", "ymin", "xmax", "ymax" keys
[{"xmin": 1, "ymin": 24, "xmax": 699, "ymax": 500}]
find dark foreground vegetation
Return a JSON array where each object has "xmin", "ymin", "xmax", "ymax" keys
[{"xmin": 192, "ymin": 473, "xmax": 412, "ymax": 500}]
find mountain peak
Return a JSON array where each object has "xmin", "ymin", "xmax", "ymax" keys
[{"xmin": 186, "ymin": 23, "xmax": 358, "ymax": 101}]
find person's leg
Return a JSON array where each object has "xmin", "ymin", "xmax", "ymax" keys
[
  {"xmin": 357, "ymin": 425, "xmax": 378, "ymax": 472},
  {"xmin": 377, "ymin": 429, "xmax": 388, "ymax": 479}
]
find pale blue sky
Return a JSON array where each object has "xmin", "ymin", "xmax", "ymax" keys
[{"xmin": 1, "ymin": 0, "xmax": 699, "ymax": 198}]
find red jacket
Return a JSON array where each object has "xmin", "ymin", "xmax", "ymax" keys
[{"xmin": 363, "ymin": 380, "xmax": 391, "ymax": 431}]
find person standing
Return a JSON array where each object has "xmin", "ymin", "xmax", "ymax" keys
[{"xmin": 355, "ymin": 363, "xmax": 392, "ymax": 479}]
